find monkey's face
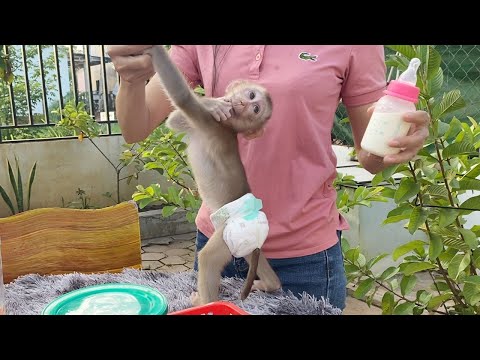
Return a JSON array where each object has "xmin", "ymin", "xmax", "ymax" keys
[{"xmin": 224, "ymin": 80, "xmax": 273, "ymax": 133}]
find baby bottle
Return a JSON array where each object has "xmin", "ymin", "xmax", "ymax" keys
[{"xmin": 361, "ymin": 58, "xmax": 421, "ymax": 157}]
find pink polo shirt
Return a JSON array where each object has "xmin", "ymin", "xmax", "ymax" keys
[{"xmin": 169, "ymin": 45, "xmax": 386, "ymax": 259}]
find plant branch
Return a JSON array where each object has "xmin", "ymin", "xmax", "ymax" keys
[
  {"xmin": 407, "ymin": 161, "xmax": 467, "ymax": 307},
  {"xmin": 166, "ymin": 139, "xmax": 188, "ymax": 167},
  {"xmin": 427, "ymin": 270, "xmax": 450, "ymax": 314},
  {"xmin": 345, "ymin": 258, "xmax": 446, "ymax": 315},
  {"xmin": 88, "ymin": 137, "xmax": 117, "ymax": 169}
]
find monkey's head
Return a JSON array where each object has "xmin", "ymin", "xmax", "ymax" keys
[{"xmin": 223, "ymin": 80, "xmax": 273, "ymax": 134}]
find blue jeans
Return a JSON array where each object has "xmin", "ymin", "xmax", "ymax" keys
[{"xmin": 193, "ymin": 230, "xmax": 347, "ymax": 310}]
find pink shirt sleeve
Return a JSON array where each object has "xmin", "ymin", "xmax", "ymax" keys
[
  {"xmin": 168, "ymin": 45, "xmax": 202, "ymax": 89},
  {"xmin": 340, "ymin": 45, "xmax": 387, "ymax": 107}
]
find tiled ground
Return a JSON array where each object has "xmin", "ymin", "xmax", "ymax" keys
[{"xmin": 141, "ymin": 231, "xmax": 382, "ymax": 315}]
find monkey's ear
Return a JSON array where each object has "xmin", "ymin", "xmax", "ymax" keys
[{"xmin": 225, "ymin": 79, "xmax": 246, "ymax": 93}]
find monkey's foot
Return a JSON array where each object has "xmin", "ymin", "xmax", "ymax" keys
[
  {"xmin": 252, "ymin": 280, "xmax": 281, "ymax": 293},
  {"xmin": 190, "ymin": 291, "xmax": 203, "ymax": 307}
]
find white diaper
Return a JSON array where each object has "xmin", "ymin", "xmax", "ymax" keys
[{"xmin": 210, "ymin": 193, "xmax": 269, "ymax": 258}]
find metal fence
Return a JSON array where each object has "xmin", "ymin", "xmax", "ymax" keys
[
  {"xmin": 0, "ymin": 45, "xmax": 119, "ymax": 143},
  {"xmin": 333, "ymin": 45, "xmax": 480, "ymax": 146},
  {"xmin": 1, "ymin": 45, "xmax": 479, "ymax": 145}
]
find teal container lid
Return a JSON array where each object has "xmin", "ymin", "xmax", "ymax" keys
[{"xmin": 42, "ymin": 283, "xmax": 168, "ymax": 315}]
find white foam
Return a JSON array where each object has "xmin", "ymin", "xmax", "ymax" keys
[{"xmin": 66, "ymin": 293, "xmax": 142, "ymax": 315}]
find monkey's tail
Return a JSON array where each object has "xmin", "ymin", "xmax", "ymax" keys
[{"xmin": 240, "ymin": 248, "xmax": 260, "ymax": 300}]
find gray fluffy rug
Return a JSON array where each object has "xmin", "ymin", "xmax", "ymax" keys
[{"xmin": 4, "ymin": 268, "xmax": 342, "ymax": 315}]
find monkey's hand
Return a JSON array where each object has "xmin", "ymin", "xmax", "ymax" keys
[{"xmin": 202, "ymin": 98, "xmax": 233, "ymax": 122}]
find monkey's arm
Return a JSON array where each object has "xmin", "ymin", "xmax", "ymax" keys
[{"xmin": 149, "ymin": 46, "xmax": 212, "ymax": 128}]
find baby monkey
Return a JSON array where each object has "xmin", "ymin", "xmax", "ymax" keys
[{"xmin": 148, "ymin": 45, "xmax": 281, "ymax": 306}]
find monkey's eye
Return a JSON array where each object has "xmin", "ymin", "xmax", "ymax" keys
[
  {"xmin": 249, "ymin": 91, "xmax": 255, "ymax": 100},
  {"xmin": 253, "ymin": 105, "xmax": 260, "ymax": 114}
]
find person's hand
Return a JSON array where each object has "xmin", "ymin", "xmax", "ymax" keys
[
  {"xmin": 107, "ymin": 45, "xmax": 155, "ymax": 84},
  {"xmin": 367, "ymin": 106, "xmax": 430, "ymax": 165}
]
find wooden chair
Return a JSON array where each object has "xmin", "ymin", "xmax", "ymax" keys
[{"xmin": 0, "ymin": 201, "xmax": 142, "ymax": 284}]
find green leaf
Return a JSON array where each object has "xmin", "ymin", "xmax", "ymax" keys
[
  {"xmin": 353, "ymin": 278, "xmax": 375, "ymax": 299},
  {"xmin": 444, "ymin": 117, "xmax": 463, "ymax": 140},
  {"xmin": 427, "ymin": 293, "xmax": 452, "ymax": 310},
  {"xmin": 385, "ymin": 56, "xmax": 410, "ymax": 71},
  {"xmin": 26, "ymin": 162, "xmax": 37, "ymax": 210},
  {"xmin": 383, "ymin": 213, "xmax": 411, "ymax": 225},
  {"xmin": 167, "ymin": 186, "xmax": 180, "ymax": 204},
  {"xmin": 425, "ymin": 185, "xmax": 449, "ymax": 198},
  {"xmin": 460, "ymin": 195, "xmax": 480, "ymax": 211},
  {"xmin": 428, "ymin": 67, "xmax": 443, "ymax": 96},
  {"xmin": 428, "ymin": 233, "xmax": 443, "ymax": 261},
  {"xmin": 7, "ymin": 158, "xmax": 19, "ymax": 212},
  {"xmin": 464, "ymin": 164, "xmax": 480, "ymax": 181},
  {"xmin": 137, "ymin": 198, "xmax": 156, "ymax": 209},
  {"xmin": 408, "ymin": 207, "xmax": 428, "ymax": 234},
  {"xmin": 186, "ymin": 211, "xmax": 196, "ymax": 223},
  {"xmin": 463, "ymin": 275, "xmax": 480, "ymax": 285},
  {"xmin": 426, "ymin": 46, "xmax": 441, "ymax": 80},
  {"xmin": 380, "ymin": 266, "xmax": 400, "ymax": 281},
  {"xmin": 382, "ymin": 165, "xmax": 400, "ymax": 180},
  {"xmin": 432, "ymin": 90, "xmax": 466, "ymax": 119},
  {"xmin": 437, "ymin": 121, "xmax": 450, "ymax": 138},
  {"xmin": 442, "ymin": 141, "xmax": 477, "ymax": 159},
  {"xmin": 401, "ymin": 262, "xmax": 436, "ymax": 276},
  {"xmin": 447, "ymin": 252, "xmax": 471, "ymax": 280},
  {"xmin": 459, "ymin": 228, "xmax": 478, "ymax": 250},
  {"xmin": 415, "ymin": 45, "xmax": 429, "ymax": 73},
  {"xmin": 473, "ymin": 249, "xmax": 480, "ymax": 268},
  {"xmin": 0, "ymin": 185, "xmax": 15, "ymax": 215},
  {"xmin": 462, "ymin": 282, "xmax": 480, "ymax": 306},
  {"xmin": 340, "ymin": 238, "xmax": 350, "ymax": 254},
  {"xmin": 161, "ymin": 205, "xmax": 177, "ymax": 218},
  {"xmin": 386, "ymin": 45, "xmax": 416, "ymax": 59},
  {"xmin": 15, "ymin": 157, "xmax": 24, "ymax": 213},
  {"xmin": 381, "ymin": 187, "xmax": 396, "ymax": 199},
  {"xmin": 381, "ymin": 292, "xmax": 395, "ymax": 315},
  {"xmin": 416, "ymin": 290, "xmax": 433, "ymax": 305},
  {"xmin": 345, "ymin": 248, "xmax": 360, "ymax": 264},
  {"xmin": 400, "ymin": 275, "xmax": 417, "ymax": 296},
  {"xmin": 456, "ymin": 178, "xmax": 480, "ymax": 191},
  {"xmin": 432, "ymin": 281, "xmax": 450, "ymax": 292},
  {"xmin": 394, "ymin": 178, "xmax": 420, "ymax": 204},
  {"xmin": 393, "ymin": 240, "xmax": 426, "ymax": 261},
  {"xmin": 438, "ymin": 208, "xmax": 459, "ymax": 227},
  {"xmin": 371, "ymin": 172, "xmax": 384, "ymax": 187},
  {"xmin": 393, "ymin": 301, "xmax": 416, "ymax": 315},
  {"xmin": 413, "ymin": 306, "xmax": 425, "ymax": 315},
  {"xmin": 356, "ymin": 253, "xmax": 366, "ymax": 268},
  {"xmin": 366, "ymin": 253, "xmax": 388, "ymax": 269}
]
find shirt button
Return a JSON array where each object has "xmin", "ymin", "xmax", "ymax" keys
[{"xmin": 255, "ymin": 53, "xmax": 261, "ymax": 61}]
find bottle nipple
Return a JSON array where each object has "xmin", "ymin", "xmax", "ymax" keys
[{"xmin": 398, "ymin": 58, "xmax": 421, "ymax": 85}]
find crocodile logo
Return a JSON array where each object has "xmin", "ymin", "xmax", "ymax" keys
[{"xmin": 298, "ymin": 52, "xmax": 318, "ymax": 62}]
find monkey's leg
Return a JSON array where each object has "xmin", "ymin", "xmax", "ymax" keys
[
  {"xmin": 244, "ymin": 251, "xmax": 282, "ymax": 293},
  {"xmin": 194, "ymin": 226, "xmax": 232, "ymax": 306}
]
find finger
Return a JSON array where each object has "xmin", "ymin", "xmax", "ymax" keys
[
  {"xmin": 218, "ymin": 110, "xmax": 227, "ymax": 121},
  {"xmin": 212, "ymin": 112, "xmax": 221, "ymax": 122},
  {"xmin": 107, "ymin": 45, "xmax": 153, "ymax": 57},
  {"xmin": 113, "ymin": 53, "xmax": 152, "ymax": 73},
  {"xmin": 221, "ymin": 106, "xmax": 232, "ymax": 118},
  {"xmin": 388, "ymin": 132, "xmax": 427, "ymax": 150},
  {"xmin": 402, "ymin": 111, "xmax": 430, "ymax": 126},
  {"xmin": 383, "ymin": 150, "xmax": 418, "ymax": 165}
]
